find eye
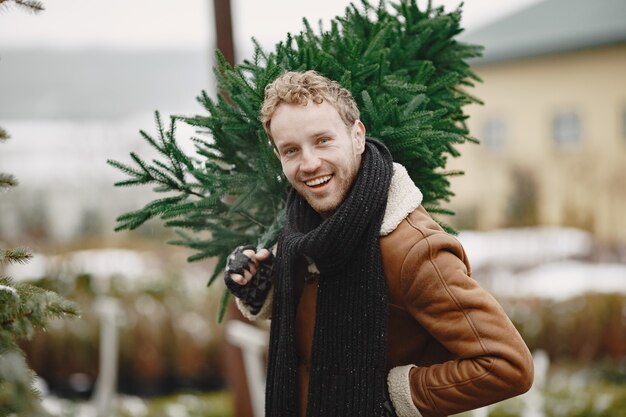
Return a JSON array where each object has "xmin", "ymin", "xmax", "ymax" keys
[
  {"xmin": 283, "ymin": 147, "xmax": 297, "ymax": 156},
  {"xmin": 319, "ymin": 137, "xmax": 330, "ymax": 144}
]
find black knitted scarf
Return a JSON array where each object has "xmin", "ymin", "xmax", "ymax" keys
[{"xmin": 266, "ymin": 139, "xmax": 394, "ymax": 417}]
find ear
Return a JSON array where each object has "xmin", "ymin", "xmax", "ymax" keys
[{"xmin": 352, "ymin": 120, "xmax": 366, "ymax": 154}]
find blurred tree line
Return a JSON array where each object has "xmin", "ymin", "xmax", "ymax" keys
[{"xmin": 20, "ymin": 268, "xmax": 227, "ymax": 398}]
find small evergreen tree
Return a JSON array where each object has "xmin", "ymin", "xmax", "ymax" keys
[
  {"xmin": 108, "ymin": 0, "xmax": 482, "ymax": 320},
  {"xmin": 1, "ymin": 2, "xmax": 79, "ymax": 415},
  {"xmin": 1, "ymin": 118, "xmax": 79, "ymax": 417}
]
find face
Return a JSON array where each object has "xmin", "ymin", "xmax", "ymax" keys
[{"xmin": 270, "ymin": 101, "xmax": 366, "ymax": 218}]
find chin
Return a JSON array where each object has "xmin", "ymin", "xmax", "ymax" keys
[
  {"xmin": 296, "ymin": 187, "xmax": 345, "ymax": 218},
  {"xmin": 308, "ymin": 200, "xmax": 341, "ymax": 219}
]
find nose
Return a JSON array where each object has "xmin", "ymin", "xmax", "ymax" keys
[{"xmin": 299, "ymin": 148, "xmax": 322, "ymax": 173}]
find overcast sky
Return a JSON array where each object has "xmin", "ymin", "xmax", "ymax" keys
[{"xmin": 0, "ymin": 0, "xmax": 543, "ymax": 57}]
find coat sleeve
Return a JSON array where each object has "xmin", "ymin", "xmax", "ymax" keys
[{"xmin": 388, "ymin": 229, "xmax": 534, "ymax": 417}]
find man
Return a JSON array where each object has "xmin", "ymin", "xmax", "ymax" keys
[{"xmin": 224, "ymin": 70, "xmax": 533, "ymax": 417}]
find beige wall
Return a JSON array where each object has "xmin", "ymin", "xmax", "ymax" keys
[{"xmin": 447, "ymin": 44, "xmax": 626, "ymax": 243}]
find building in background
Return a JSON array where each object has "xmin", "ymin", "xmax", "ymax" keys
[{"xmin": 450, "ymin": 0, "xmax": 626, "ymax": 244}]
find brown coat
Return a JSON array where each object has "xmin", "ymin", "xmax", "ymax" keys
[{"xmin": 237, "ymin": 164, "xmax": 534, "ymax": 417}]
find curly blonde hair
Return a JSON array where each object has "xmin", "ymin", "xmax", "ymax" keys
[{"xmin": 260, "ymin": 70, "xmax": 360, "ymax": 143}]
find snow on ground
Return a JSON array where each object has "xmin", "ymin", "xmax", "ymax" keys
[
  {"xmin": 4, "ymin": 247, "xmax": 211, "ymax": 301},
  {"xmin": 6, "ymin": 249, "xmax": 161, "ymax": 281},
  {"xmin": 457, "ymin": 227, "xmax": 593, "ymax": 270},
  {"xmin": 489, "ymin": 260, "xmax": 626, "ymax": 300},
  {"xmin": 458, "ymin": 227, "xmax": 626, "ymax": 300},
  {"xmin": 4, "ymin": 227, "xmax": 625, "ymax": 302}
]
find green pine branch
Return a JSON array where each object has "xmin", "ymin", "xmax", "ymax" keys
[
  {"xmin": 0, "ymin": 351, "xmax": 43, "ymax": 417},
  {"xmin": 1, "ymin": 4, "xmax": 81, "ymax": 414},
  {"xmin": 0, "ymin": 248, "xmax": 33, "ymax": 265},
  {"xmin": 0, "ymin": 128, "xmax": 18, "ymax": 191},
  {"xmin": 0, "ymin": 127, "xmax": 9, "ymax": 141},
  {"xmin": 0, "ymin": 173, "xmax": 18, "ymax": 190},
  {"xmin": 1, "ymin": 277, "xmax": 79, "ymax": 349},
  {"xmin": 0, "ymin": 0, "xmax": 44, "ymax": 13},
  {"xmin": 110, "ymin": 0, "xmax": 482, "ymax": 320},
  {"xmin": 0, "ymin": 277, "xmax": 78, "ymax": 416}
]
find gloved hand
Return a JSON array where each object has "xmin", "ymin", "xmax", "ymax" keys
[
  {"xmin": 224, "ymin": 245, "xmax": 274, "ymax": 315},
  {"xmin": 382, "ymin": 384, "xmax": 399, "ymax": 417}
]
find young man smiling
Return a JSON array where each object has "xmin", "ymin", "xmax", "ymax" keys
[{"xmin": 224, "ymin": 71, "xmax": 533, "ymax": 417}]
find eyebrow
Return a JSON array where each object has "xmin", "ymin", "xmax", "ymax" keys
[{"xmin": 311, "ymin": 130, "xmax": 333, "ymax": 138}]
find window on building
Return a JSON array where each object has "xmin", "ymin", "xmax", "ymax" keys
[
  {"xmin": 482, "ymin": 118, "xmax": 506, "ymax": 151},
  {"xmin": 552, "ymin": 111, "xmax": 581, "ymax": 148}
]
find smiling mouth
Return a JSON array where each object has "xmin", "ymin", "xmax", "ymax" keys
[{"xmin": 305, "ymin": 175, "xmax": 332, "ymax": 188}]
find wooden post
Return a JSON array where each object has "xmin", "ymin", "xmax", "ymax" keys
[
  {"xmin": 213, "ymin": 0, "xmax": 235, "ymax": 64},
  {"xmin": 212, "ymin": 3, "xmax": 259, "ymax": 415},
  {"xmin": 223, "ymin": 304, "xmax": 257, "ymax": 417}
]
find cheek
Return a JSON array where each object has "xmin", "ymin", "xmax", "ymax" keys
[{"xmin": 281, "ymin": 160, "xmax": 298, "ymax": 182}]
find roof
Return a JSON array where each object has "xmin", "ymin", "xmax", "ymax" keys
[{"xmin": 460, "ymin": 0, "xmax": 626, "ymax": 65}]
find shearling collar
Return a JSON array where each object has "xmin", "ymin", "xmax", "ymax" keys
[{"xmin": 380, "ymin": 163, "xmax": 423, "ymax": 236}]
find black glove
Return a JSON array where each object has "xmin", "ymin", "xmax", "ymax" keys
[
  {"xmin": 224, "ymin": 245, "xmax": 274, "ymax": 315},
  {"xmin": 382, "ymin": 385, "xmax": 399, "ymax": 417}
]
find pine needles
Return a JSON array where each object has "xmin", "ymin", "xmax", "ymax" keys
[
  {"xmin": 0, "ymin": 3, "xmax": 82, "ymax": 414},
  {"xmin": 0, "ymin": 0, "xmax": 44, "ymax": 13}
]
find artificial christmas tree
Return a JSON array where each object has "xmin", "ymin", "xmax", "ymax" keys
[{"xmin": 108, "ymin": 0, "xmax": 482, "ymax": 319}]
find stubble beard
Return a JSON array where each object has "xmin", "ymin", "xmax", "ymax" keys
[{"xmin": 297, "ymin": 163, "xmax": 360, "ymax": 219}]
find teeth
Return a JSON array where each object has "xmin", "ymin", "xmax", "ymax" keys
[{"xmin": 305, "ymin": 175, "xmax": 331, "ymax": 187}]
